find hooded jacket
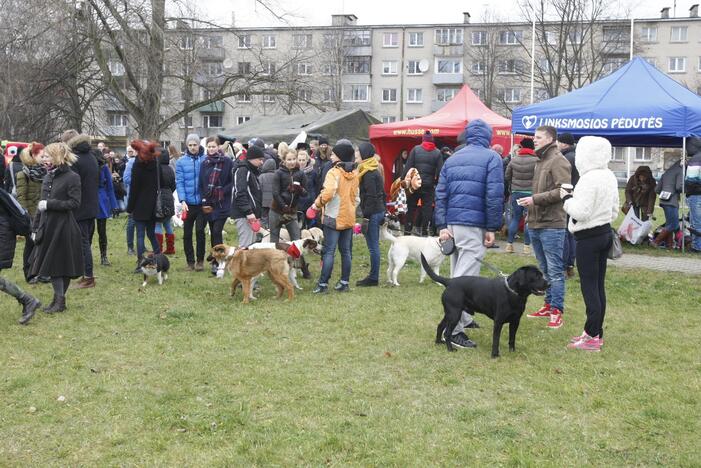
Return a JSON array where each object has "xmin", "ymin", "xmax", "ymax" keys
[
  {"xmin": 67, "ymin": 135, "xmax": 99, "ymax": 221},
  {"xmin": 402, "ymin": 141, "xmax": 443, "ymax": 189},
  {"xmin": 258, "ymin": 159, "xmax": 277, "ymax": 209},
  {"xmin": 528, "ymin": 142, "xmax": 571, "ymax": 229},
  {"xmin": 434, "ymin": 119, "xmax": 504, "ymax": 231},
  {"xmin": 563, "ymin": 136, "xmax": 619, "ymax": 235},
  {"xmin": 624, "ymin": 165, "xmax": 656, "ymax": 216},
  {"xmin": 684, "ymin": 136, "xmax": 701, "ymax": 197},
  {"xmin": 272, "ymin": 166, "xmax": 307, "ymax": 214},
  {"xmin": 230, "ymin": 159, "xmax": 262, "ymax": 219},
  {"xmin": 175, "ymin": 146, "xmax": 205, "ymax": 205},
  {"xmin": 315, "ymin": 162, "xmax": 359, "ymax": 230},
  {"xmin": 505, "ymin": 148, "xmax": 538, "ymax": 193},
  {"xmin": 656, "ymin": 161, "xmax": 684, "ymax": 207}
]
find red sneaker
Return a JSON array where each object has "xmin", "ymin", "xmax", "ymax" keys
[
  {"xmin": 547, "ymin": 309, "xmax": 563, "ymax": 329},
  {"xmin": 567, "ymin": 334, "xmax": 601, "ymax": 351},
  {"xmin": 527, "ymin": 303, "xmax": 551, "ymax": 318}
]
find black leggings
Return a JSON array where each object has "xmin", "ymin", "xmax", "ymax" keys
[
  {"xmin": 97, "ymin": 218, "xmax": 108, "ymax": 253},
  {"xmin": 51, "ymin": 277, "xmax": 71, "ymax": 296},
  {"xmin": 575, "ymin": 229, "xmax": 612, "ymax": 338},
  {"xmin": 208, "ymin": 218, "xmax": 227, "ymax": 247}
]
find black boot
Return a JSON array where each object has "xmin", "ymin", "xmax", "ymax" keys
[
  {"xmin": 42, "ymin": 294, "xmax": 57, "ymax": 313},
  {"xmin": 45, "ymin": 295, "xmax": 66, "ymax": 314},
  {"xmin": 300, "ymin": 255, "xmax": 311, "ymax": 279},
  {"xmin": 100, "ymin": 251, "xmax": 111, "ymax": 266},
  {"xmin": 18, "ymin": 294, "xmax": 41, "ymax": 325}
]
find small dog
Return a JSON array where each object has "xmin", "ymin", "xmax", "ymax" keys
[
  {"xmin": 140, "ymin": 253, "xmax": 170, "ymax": 287},
  {"xmin": 247, "ymin": 239, "xmax": 321, "ymax": 289},
  {"xmin": 381, "ymin": 225, "xmax": 445, "ymax": 286},
  {"xmin": 207, "ymin": 244, "xmax": 294, "ymax": 304},
  {"xmin": 421, "ymin": 254, "xmax": 549, "ymax": 358}
]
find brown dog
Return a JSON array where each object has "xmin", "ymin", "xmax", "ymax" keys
[{"xmin": 207, "ymin": 244, "xmax": 294, "ymax": 303}]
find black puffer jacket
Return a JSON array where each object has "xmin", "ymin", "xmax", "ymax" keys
[
  {"xmin": 359, "ymin": 169, "xmax": 385, "ymax": 217},
  {"xmin": 3, "ymin": 157, "xmax": 22, "ymax": 194},
  {"xmin": 402, "ymin": 142, "xmax": 443, "ymax": 188},
  {"xmin": 562, "ymin": 146, "xmax": 579, "ymax": 186},
  {"xmin": 271, "ymin": 166, "xmax": 307, "ymax": 214},
  {"xmin": 67, "ymin": 135, "xmax": 99, "ymax": 221},
  {"xmin": 231, "ymin": 159, "xmax": 262, "ymax": 219},
  {"xmin": 0, "ymin": 206, "xmax": 16, "ymax": 269}
]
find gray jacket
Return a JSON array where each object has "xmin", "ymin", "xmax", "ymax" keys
[
  {"xmin": 656, "ymin": 161, "xmax": 683, "ymax": 207},
  {"xmin": 258, "ymin": 159, "xmax": 277, "ymax": 208},
  {"xmin": 505, "ymin": 149, "xmax": 538, "ymax": 193}
]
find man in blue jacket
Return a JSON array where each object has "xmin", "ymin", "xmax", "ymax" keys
[
  {"xmin": 435, "ymin": 119, "xmax": 504, "ymax": 349},
  {"xmin": 176, "ymin": 133, "xmax": 207, "ymax": 271}
]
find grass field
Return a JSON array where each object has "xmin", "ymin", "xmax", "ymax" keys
[{"xmin": 1, "ymin": 219, "xmax": 699, "ymax": 466}]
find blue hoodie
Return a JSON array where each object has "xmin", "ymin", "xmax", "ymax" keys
[
  {"xmin": 175, "ymin": 146, "xmax": 205, "ymax": 205},
  {"xmin": 434, "ymin": 119, "xmax": 504, "ymax": 231}
]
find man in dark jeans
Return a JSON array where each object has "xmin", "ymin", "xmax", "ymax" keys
[
  {"xmin": 176, "ymin": 134, "xmax": 207, "ymax": 271},
  {"xmin": 402, "ymin": 131, "xmax": 443, "ymax": 236},
  {"xmin": 61, "ymin": 130, "xmax": 99, "ymax": 289}
]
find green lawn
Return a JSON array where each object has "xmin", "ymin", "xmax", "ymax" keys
[{"xmin": 0, "ymin": 219, "xmax": 699, "ymax": 466}]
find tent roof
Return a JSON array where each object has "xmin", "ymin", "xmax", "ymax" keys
[
  {"xmin": 232, "ymin": 108, "xmax": 379, "ymax": 143},
  {"xmin": 369, "ymin": 85, "xmax": 511, "ymax": 139},
  {"xmin": 511, "ymin": 57, "xmax": 701, "ymax": 147}
]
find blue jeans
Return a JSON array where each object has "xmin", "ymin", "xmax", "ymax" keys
[
  {"xmin": 318, "ymin": 226, "xmax": 352, "ymax": 286},
  {"xmin": 507, "ymin": 192, "xmax": 531, "ymax": 245},
  {"xmin": 363, "ymin": 212, "xmax": 384, "ymax": 281},
  {"xmin": 530, "ymin": 228, "xmax": 566, "ymax": 312},
  {"xmin": 126, "ymin": 215, "xmax": 136, "ymax": 250},
  {"xmin": 688, "ymin": 195, "xmax": 701, "ymax": 251},
  {"xmin": 662, "ymin": 205, "xmax": 680, "ymax": 232},
  {"xmin": 155, "ymin": 217, "xmax": 173, "ymax": 235},
  {"xmin": 135, "ymin": 220, "xmax": 160, "ymax": 259}
]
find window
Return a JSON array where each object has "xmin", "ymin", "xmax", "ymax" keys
[
  {"xmin": 346, "ymin": 56, "xmax": 371, "ymax": 74},
  {"xmin": 382, "ymin": 61, "xmax": 398, "ymax": 75},
  {"xmin": 407, "ymin": 60, "xmax": 422, "ymax": 75},
  {"xmin": 107, "ymin": 112, "xmax": 128, "ymax": 127},
  {"xmin": 544, "ymin": 31, "xmax": 557, "ymax": 45},
  {"xmin": 236, "ymin": 93, "xmax": 251, "ymax": 103},
  {"xmin": 108, "ymin": 60, "xmax": 125, "ymax": 76},
  {"xmin": 499, "ymin": 30, "xmax": 523, "ymax": 45},
  {"xmin": 205, "ymin": 62, "xmax": 223, "ymax": 76},
  {"xmin": 181, "ymin": 115, "xmax": 193, "ymax": 128},
  {"xmin": 321, "ymin": 63, "xmax": 338, "ymax": 76},
  {"xmin": 383, "ymin": 32, "xmax": 399, "ymax": 47},
  {"xmin": 436, "ymin": 58, "xmax": 462, "ymax": 74},
  {"xmin": 498, "ymin": 59, "xmax": 521, "ymax": 74},
  {"xmin": 603, "ymin": 59, "xmax": 625, "ymax": 75},
  {"xmin": 382, "ymin": 88, "xmax": 397, "ymax": 103},
  {"xmin": 323, "ymin": 88, "xmax": 337, "ymax": 102},
  {"xmin": 261, "ymin": 61, "xmax": 276, "ymax": 76},
  {"xmin": 296, "ymin": 63, "xmax": 312, "ymax": 75},
  {"xmin": 204, "ymin": 36, "xmax": 223, "ymax": 48},
  {"xmin": 322, "ymin": 33, "xmax": 340, "ymax": 49},
  {"xmin": 568, "ymin": 30, "xmax": 583, "ymax": 44},
  {"xmin": 238, "ymin": 34, "xmax": 251, "ymax": 48},
  {"xmin": 435, "ymin": 28, "xmax": 464, "ymax": 45},
  {"xmin": 179, "ymin": 36, "xmax": 193, "ymax": 50},
  {"xmin": 670, "ymin": 26, "xmax": 688, "ymax": 42},
  {"xmin": 603, "ymin": 27, "xmax": 626, "ymax": 42},
  {"xmin": 436, "ymin": 88, "xmax": 459, "ymax": 102},
  {"xmin": 382, "ymin": 116, "xmax": 397, "ymax": 123},
  {"xmin": 612, "ymin": 148, "xmax": 626, "ymax": 161},
  {"xmin": 407, "ymin": 88, "xmax": 422, "ymax": 103},
  {"xmin": 538, "ymin": 58, "xmax": 551, "ymax": 72},
  {"xmin": 669, "ymin": 57, "xmax": 686, "ymax": 73},
  {"xmin": 640, "ymin": 26, "xmax": 657, "ymax": 42},
  {"xmin": 472, "ymin": 31, "xmax": 487, "ymax": 45},
  {"xmin": 502, "ymin": 88, "xmax": 521, "ymax": 103},
  {"xmin": 203, "ymin": 114, "xmax": 223, "ymax": 128},
  {"xmin": 237, "ymin": 116, "xmax": 251, "ymax": 125},
  {"xmin": 345, "ymin": 30, "xmax": 371, "ymax": 46},
  {"xmin": 408, "ymin": 32, "xmax": 423, "ymax": 47},
  {"xmin": 471, "ymin": 61, "xmax": 485, "ymax": 75},
  {"xmin": 262, "ymin": 34, "xmax": 276, "ymax": 49},
  {"xmin": 293, "ymin": 34, "xmax": 313, "ymax": 49},
  {"xmin": 634, "ymin": 147, "xmax": 652, "ymax": 162},
  {"xmin": 343, "ymin": 84, "xmax": 370, "ymax": 102},
  {"xmin": 297, "ymin": 89, "xmax": 312, "ymax": 101},
  {"xmin": 238, "ymin": 62, "xmax": 251, "ymax": 74},
  {"xmin": 644, "ymin": 57, "xmax": 657, "ymax": 68},
  {"xmin": 262, "ymin": 94, "xmax": 275, "ymax": 103}
]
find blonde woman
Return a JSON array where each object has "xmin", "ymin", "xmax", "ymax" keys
[
  {"xmin": 16, "ymin": 143, "xmax": 46, "ymax": 281},
  {"xmin": 29, "ymin": 143, "xmax": 84, "ymax": 313}
]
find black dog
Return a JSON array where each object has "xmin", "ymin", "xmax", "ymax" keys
[
  {"xmin": 421, "ymin": 254, "xmax": 549, "ymax": 358},
  {"xmin": 140, "ymin": 253, "xmax": 170, "ymax": 287}
]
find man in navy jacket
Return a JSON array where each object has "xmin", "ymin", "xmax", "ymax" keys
[{"xmin": 434, "ymin": 119, "xmax": 504, "ymax": 348}]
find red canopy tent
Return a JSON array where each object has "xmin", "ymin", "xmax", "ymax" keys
[{"xmin": 369, "ymin": 85, "xmax": 513, "ymax": 191}]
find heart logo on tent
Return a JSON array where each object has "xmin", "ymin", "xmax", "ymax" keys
[{"xmin": 521, "ymin": 115, "xmax": 537, "ymax": 129}]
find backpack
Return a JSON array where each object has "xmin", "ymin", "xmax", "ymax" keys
[{"xmin": 0, "ymin": 187, "xmax": 31, "ymax": 236}]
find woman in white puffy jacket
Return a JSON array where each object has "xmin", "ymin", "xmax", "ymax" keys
[{"xmin": 559, "ymin": 136, "xmax": 619, "ymax": 352}]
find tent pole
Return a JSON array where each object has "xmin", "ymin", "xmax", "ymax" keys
[
  {"xmin": 629, "ymin": 18, "xmax": 634, "ymax": 60},
  {"xmin": 626, "ymin": 147, "xmax": 632, "ymax": 180},
  {"xmin": 530, "ymin": 8, "xmax": 536, "ymax": 104},
  {"xmin": 682, "ymin": 137, "xmax": 687, "ymax": 253}
]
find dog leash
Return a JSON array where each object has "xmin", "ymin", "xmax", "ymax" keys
[{"xmin": 476, "ymin": 258, "xmax": 518, "ymax": 296}]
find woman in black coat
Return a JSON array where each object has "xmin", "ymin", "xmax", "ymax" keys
[
  {"xmin": 356, "ymin": 143, "xmax": 386, "ymax": 287},
  {"xmin": 126, "ymin": 140, "xmax": 162, "ymax": 268},
  {"xmin": 29, "ymin": 143, "xmax": 84, "ymax": 313}
]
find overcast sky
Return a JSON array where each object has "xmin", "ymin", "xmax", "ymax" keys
[{"xmin": 197, "ymin": 0, "xmax": 699, "ymax": 28}]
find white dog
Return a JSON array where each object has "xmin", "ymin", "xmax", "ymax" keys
[
  {"xmin": 258, "ymin": 226, "xmax": 324, "ymax": 244},
  {"xmin": 381, "ymin": 225, "xmax": 446, "ymax": 286}
]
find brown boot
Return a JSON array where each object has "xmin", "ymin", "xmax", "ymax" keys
[
  {"xmin": 194, "ymin": 261, "xmax": 204, "ymax": 272},
  {"xmin": 74, "ymin": 277, "xmax": 95, "ymax": 289}
]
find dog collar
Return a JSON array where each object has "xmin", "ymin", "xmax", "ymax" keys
[{"xmin": 504, "ymin": 277, "xmax": 518, "ymax": 296}]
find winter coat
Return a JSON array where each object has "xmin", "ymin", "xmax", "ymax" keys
[
  {"xmin": 561, "ymin": 146, "xmax": 580, "ymax": 186},
  {"xmin": 199, "ymin": 152, "xmax": 234, "ymax": 220},
  {"xmin": 258, "ymin": 159, "xmax": 277, "ymax": 209},
  {"xmin": 624, "ymin": 166, "xmax": 656, "ymax": 217},
  {"xmin": 0, "ymin": 205, "xmax": 16, "ymax": 269},
  {"xmin": 562, "ymin": 137, "xmax": 619, "ymax": 235},
  {"xmin": 3, "ymin": 158, "xmax": 22, "ymax": 195},
  {"xmin": 271, "ymin": 166, "xmax": 307, "ymax": 214},
  {"xmin": 175, "ymin": 147, "xmax": 205, "ymax": 206},
  {"xmin": 298, "ymin": 164, "xmax": 317, "ymax": 211},
  {"xmin": 656, "ymin": 161, "xmax": 684, "ymax": 207},
  {"xmin": 528, "ymin": 142, "xmax": 571, "ymax": 229},
  {"xmin": 230, "ymin": 159, "xmax": 262, "ymax": 219},
  {"xmin": 505, "ymin": 148, "xmax": 537, "ymax": 193},
  {"xmin": 315, "ymin": 159, "xmax": 334, "ymax": 196},
  {"xmin": 97, "ymin": 164, "xmax": 118, "ymax": 220},
  {"xmin": 684, "ymin": 136, "xmax": 701, "ymax": 197},
  {"xmin": 123, "ymin": 157, "xmax": 135, "ymax": 200},
  {"xmin": 434, "ymin": 119, "xmax": 504, "ymax": 231},
  {"xmin": 315, "ymin": 162, "xmax": 359, "ymax": 230},
  {"xmin": 393, "ymin": 153, "xmax": 409, "ymax": 181},
  {"xmin": 359, "ymin": 168, "xmax": 386, "ymax": 217},
  {"xmin": 67, "ymin": 135, "xmax": 99, "ymax": 221},
  {"xmin": 127, "ymin": 158, "xmax": 171, "ymax": 222},
  {"xmin": 29, "ymin": 165, "xmax": 84, "ymax": 279},
  {"xmin": 15, "ymin": 168, "xmax": 43, "ymax": 219},
  {"xmin": 402, "ymin": 142, "xmax": 443, "ymax": 189}
]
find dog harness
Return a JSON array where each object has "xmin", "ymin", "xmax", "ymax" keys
[{"xmin": 286, "ymin": 243, "xmax": 301, "ymax": 259}]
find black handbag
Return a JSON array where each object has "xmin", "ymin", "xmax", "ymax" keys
[{"xmin": 154, "ymin": 163, "xmax": 174, "ymax": 220}]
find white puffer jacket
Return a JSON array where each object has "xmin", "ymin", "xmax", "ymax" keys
[{"xmin": 563, "ymin": 136, "xmax": 619, "ymax": 234}]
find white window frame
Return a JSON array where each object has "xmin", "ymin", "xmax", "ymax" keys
[
  {"xmin": 499, "ymin": 30, "xmax": 523, "ymax": 45},
  {"xmin": 668, "ymin": 57, "xmax": 686, "ymax": 73},
  {"xmin": 237, "ymin": 116, "xmax": 251, "ymax": 125},
  {"xmin": 381, "ymin": 88, "xmax": 397, "ymax": 103},
  {"xmin": 204, "ymin": 36, "xmax": 223, "ymax": 49},
  {"xmin": 382, "ymin": 61, "xmax": 398, "ymax": 75},
  {"xmin": 297, "ymin": 89, "xmax": 312, "ymax": 101},
  {"xmin": 296, "ymin": 63, "xmax": 312, "ymax": 75},
  {"xmin": 435, "ymin": 28, "xmax": 464, "ymax": 45},
  {"xmin": 406, "ymin": 88, "xmax": 423, "ymax": 103},
  {"xmin": 108, "ymin": 112, "xmax": 128, "ymax": 127},
  {"xmin": 293, "ymin": 34, "xmax": 313, "ymax": 49},
  {"xmin": 436, "ymin": 88, "xmax": 459, "ymax": 102},
  {"xmin": 544, "ymin": 31, "xmax": 557, "ymax": 45},
  {"xmin": 471, "ymin": 31, "xmax": 487, "ymax": 45},
  {"xmin": 343, "ymin": 84, "xmax": 370, "ymax": 103},
  {"xmin": 262, "ymin": 34, "xmax": 276, "ymax": 49},
  {"xmin": 383, "ymin": 32, "xmax": 399, "ymax": 47},
  {"xmin": 238, "ymin": 62, "xmax": 251, "ymax": 75},
  {"xmin": 179, "ymin": 36, "xmax": 193, "ymax": 50},
  {"xmin": 321, "ymin": 63, "xmax": 338, "ymax": 76},
  {"xmin": 206, "ymin": 62, "xmax": 223, "ymax": 77},
  {"xmin": 323, "ymin": 88, "xmax": 337, "ymax": 103},
  {"xmin": 640, "ymin": 26, "xmax": 657, "ymax": 42},
  {"xmin": 262, "ymin": 94, "xmax": 275, "ymax": 103},
  {"xmin": 471, "ymin": 61, "xmax": 485, "ymax": 75},
  {"xmin": 538, "ymin": 58, "xmax": 551, "ymax": 72},
  {"xmin": 612, "ymin": 148, "xmax": 626, "ymax": 161},
  {"xmin": 236, "ymin": 93, "xmax": 251, "ymax": 103},
  {"xmin": 670, "ymin": 26, "xmax": 688, "ymax": 42},
  {"xmin": 408, "ymin": 32, "xmax": 424, "ymax": 47},
  {"xmin": 238, "ymin": 34, "xmax": 251, "ymax": 49},
  {"xmin": 261, "ymin": 61, "xmax": 276, "ymax": 76},
  {"xmin": 498, "ymin": 59, "xmax": 520, "ymax": 74},
  {"xmin": 407, "ymin": 60, "xmax": 422, "ymax": 75},
  {"xmin": 634, "ymin": 147, "xmax": 652, "ymax": 162},
  {"xmin": 346, "ymin": 56, "xmax": 371, "ymax": 74},
  {"xmin": 382, "ymin": 116, "xmax": 397, "ymax": 123},
  {"xmin": 203, "ymin": 114, "xmax": 223, "ymax": 128},
  {"xmin": 181, "ymin": 115, "xmax": 193, "ymax": 129},
  {"xmin": 436, "ymin": 58, "xmax": 462, "ymax": 74},
  {"xmin": 502, "ymin": 88, "xmax": 521, "ymax": 103}
]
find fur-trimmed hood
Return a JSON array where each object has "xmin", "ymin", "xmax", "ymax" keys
[
  {"xmin": 66, "ymin": 134, "xmax": 91, "ymax": 151},
  {"xmin": 574, "ymin": 136, "xmax": 611, "ymax": 176}
]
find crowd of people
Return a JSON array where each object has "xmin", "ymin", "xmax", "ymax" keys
[{"xmin": 1, "ymin": 124, "xmax": 699, "ymax": 354}]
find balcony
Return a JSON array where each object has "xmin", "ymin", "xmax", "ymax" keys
[
  {"xmin": 432, "ymin": 73, "xmax": 464, "ymax": 85},
  {"xmin": 433, "ymin": 44, "xmax": 464, "ymax": 56},
  {"xmin": 102, "ymin": 126, "xmax": 127, "ymax": 137},
  {"xmin": 196, "ymin": 47, "xmax": 226, "ymax": 61},
  {"xmin": 197, "ymin": 100, "xmax": 225, "ymax": 113},
  {"xmin": 346, "ymin": 45, "xmax": 372, "ymax": 56}
]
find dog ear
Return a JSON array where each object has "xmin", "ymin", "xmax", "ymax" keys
[{"xmin": 206, "ymin": 254, "xmax": 214, "ymax": 262}]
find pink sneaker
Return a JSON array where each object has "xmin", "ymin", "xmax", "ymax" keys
[
  {"xmin": 547, "ymin": 310, "xmax": 563, "ymax": 329},
  {"xmin": 567, "ymin": 334, "xmax": 601, "ymax": 351},
  {"xmin": 570, "ymin": 331, "xmax": 587, "ymax": 343},
  {"xmin": 527, "ymin": 303, "xmax": 551, "ymax": 318}
]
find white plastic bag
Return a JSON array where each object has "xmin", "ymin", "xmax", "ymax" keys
[{"xmin": 617, "ymin": 209, "xmax": 652, "ymax": 244}]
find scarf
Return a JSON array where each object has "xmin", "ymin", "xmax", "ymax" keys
[
  {"xmin": 357, "ymin": 157, "xmax": 379, "ymax": 179},
  {"xmin": 205, "ymin": 153, "xmax": 226, "ymax": 206},
  {"xmin": 421, "ymin": 142, "xmax": 436, "ymax": 151},
  {"xmin": 23, "ymin": 164, "xmax": 47, "ymax": 183}
]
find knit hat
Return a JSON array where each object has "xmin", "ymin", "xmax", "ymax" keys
[
  {"xmin": 332, "ymin": 143, "xmax": 355, "ymax": 163},
  {"xmin": 251, "ymin": 138, "xmax": 265, "ymax": 148},
  {"xmin": 186, "ymin": 133, "xmax": 200, "ymax": 144},
  {"xmin": 296, "ymin": 142, "xmax": 309, "ymax": 151},
  {"xmin": 358, "ymin": 142, "xmax": 375, "ymax": 160},
  {"xmin": 336, "ymin": 138, "xmax": 352, "ymax": 147},
  {"xmin": 318, "ymin": 137, "xmax": 329, "ymax": 145},
  {"xmin": 520, "ymin": 138, "xmax": 535, "ymax": 150},
  {"xmin": 558, "ymin": 133, "xmax": 575, "ymax": 146},
  {"xmin": 422, "ymin": 131, "xmax": 434, "ymax": 143},
  {"xmin": 246, "ymin": 145, "xmax": 265, "ymax": 160}
]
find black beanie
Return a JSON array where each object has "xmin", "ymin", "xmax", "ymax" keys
[
  {"xmin": 318, "ymin": 137, "xmax": 329, "ymax": 145},
  {"xmin": 520, "ymin": 138, "xmax": 535, "ymax": 150},
  {"xmin": 558, "ymin": 133, "xmax": 575, "ymax": 146},
  {"xmin": 359, "ymin": 142, "xmax": 375, "ymax": 160},
  {"xmin": 246, "ymin": 145, "xmax": 265, "ymax": 160},
  {"xmin": 332, "ymin": 143, "xmax": 355, "ymax": 163}
]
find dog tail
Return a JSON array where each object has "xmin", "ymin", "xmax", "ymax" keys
[
  {"xmin": 380, "ymin": 224, "xmax": 397, "ymax": 243},
  {"xmin": 421, "ymin": 253, "xmax": 448, "ymax": 287}
]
